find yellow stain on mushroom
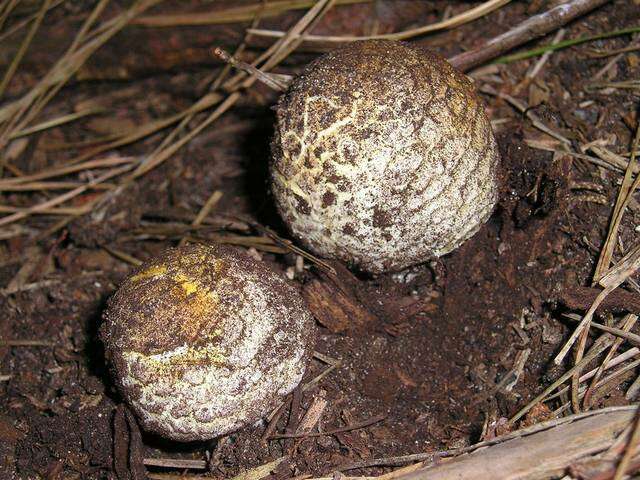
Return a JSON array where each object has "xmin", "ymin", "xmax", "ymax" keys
[
  {"xmin": 174, "ymin": 273, "xmax": 199, "ymax": 296},
  {"xmin": 130, "ymin": 265, "xmax": 167, "ymax": 282}
]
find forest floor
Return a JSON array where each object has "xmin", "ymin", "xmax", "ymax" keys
[{"xmin": 0, "ymin": 1, "xmax": 639, "ymax": 479}]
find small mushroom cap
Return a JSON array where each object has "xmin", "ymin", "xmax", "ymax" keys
[
  {"xmin": 101, "ymin": 244, "xmax": 314, "ymax": 441},
  {"xmin": 271, "ymin": 40, "xmax": 500, "ymax": 273}
]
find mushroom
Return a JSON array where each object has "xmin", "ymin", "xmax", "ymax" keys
[
  {"xmin": 270, "ymin": 40, "xmax": 500, "ymax": 273},
  {"xmin": 101, "ymin": 244, "xmax": 314, "ymax": 441}
]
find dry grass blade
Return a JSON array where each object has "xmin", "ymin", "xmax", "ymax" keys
[
  {"xmin": 252, "ymin": 222, "xmax": 337, "ymax": 275},
  {"xmin": 0, "ymin": 0, "xmax": 21, "ymax": 31},
  {"xmin": 584, "ymin": 314, "xmax": 638, "ymax": 408},
  {"xmin": 0, "ymin": 205, "xmax": 90, "ymax": 216},
  {"xmin": 552, "ymin": 358, "xmax": 640, "ymax": 418},
  {"xmin": 593, "ymin": 120, "xmax": 640, "ymax": 283},
  {"xmin": 67, "ymin": 0, "xmax": 111, "ymax": 53},
  {"xmin": 147, "ymin": 1, "xmax": 264, "ymax": 158},
  {"xmin": 0, "ymin": 156, "xmax": 135, "ymax": 187},
  {"xmin": 130, "ymin": 92, "xmax": 240, "ymax": 179},
  {"xmin": 479, "ymin": 84, "xmax": 571, "ymax": 144},
  {"xmin": 143, "ymin": 458, "xmax": 207, "ymax": 469},
  {"xmin": 0, "ymin": 0, "xmax": 51, "ymax": 98},
  {"xmin": 554, "ymin": 243, "xmax": 640, "ymax": 367},
  {"xmin": 127, "ymin": 0, "xmax": 336, "ymax": 182},
  {"xmin": 0, "ymin": 0, "xmax": 64, "ymax": 43},
  {"xmin": 247, "ymin": 0, "xmax": 511, "ymax": 43},
  {"xmin": 537, "ymin": 346, "xmax": 640, "ymax": 402},
  {"xmin": 270, "ymin": 414, "xmax": 385, "ymax": 439},
  {"xmin": 567, "ymin": 245, "xmax": 640, "ymax": 412},
  {"xmin": 132, "ymin": 0, "xmax": 368, "ymax": 27},
  {"xmin": 0, "ymin": 0, "xmax": 163, "ymax": 155},
  {"xmin": 0, "ymin": 162, "xmax": 136, "ymax": 227},
  {"xmin": 230, "ymin": 457, "xmax": 288, "ymax": 480},
  {"xmin": 510, "ymin": 318, "xmax": 627, "ymax": 424},
  {"xmin": 0, "ymin": 180, "xmax": 114, "ymax": 192},
  {"xmin": 62, "ymin": 92, "xmax": 222, "ymax": 168},
  {"xmin": 177, "ymin": 190, "xmax": 223, "ymax": 247},
  {"xmin": 102, "ymin": 246, "xmax": 142, "ymax": 266},
  {"xmin": 9, "ymin": 107, "xmax": 104, "ymax": 139}
]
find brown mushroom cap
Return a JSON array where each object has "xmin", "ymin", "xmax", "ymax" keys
[
  {"xmin": 271, "ymin": 40, "xmax": 500, "ymax": 273},
  {"xmin": 101, "ymin": 243, "xmax": 314, "ymax": 441}
]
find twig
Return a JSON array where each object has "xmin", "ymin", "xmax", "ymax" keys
[
  {"xmin": 213, "ymin": 47, "xmax": 290, "ymax": 92},
  {"xmin": 449, "ymin": 0, "xmax": 613, "ymax": 72}
]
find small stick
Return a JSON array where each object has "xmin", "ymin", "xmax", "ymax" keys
[
  {"xmin": 213, "ymin": 47, "xmax": 291, "ymax": 92},
  {"xmin": 143, "ymin": 458, "xmax": 207, "ymax": 469},
  {"xmin": 449, "ymin": 0, "xmax": 612, "ymax": 72}
]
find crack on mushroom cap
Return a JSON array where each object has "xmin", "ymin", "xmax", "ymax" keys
[
  {"xmin": 101, "ymin": 244, "xmax": 315, "ymax": 441},
  {"xmin": 270, "ymin": 40, "xmax": 500, "ymax": 273}
]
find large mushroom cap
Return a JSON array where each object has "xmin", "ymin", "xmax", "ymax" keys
[
  {"xmin": 271, "ymin": 40, "xmax": 500, "ymax": 273},
  {"xmin": 101, "ymin": 243, "xmax": 314, "ymax": 441}
]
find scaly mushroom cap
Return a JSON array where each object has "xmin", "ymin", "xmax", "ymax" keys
[
  {"xmin": 101, "ymin": 244, "xmax": 314, "ymax": 441},
  {"xmin": 271, "ymin": 40, "xmax": 500, "ymax": 273}
]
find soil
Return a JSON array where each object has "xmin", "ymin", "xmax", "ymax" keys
[{"xmin": 1, "ymin": 1, "xmax": 640, "ymax": 479}]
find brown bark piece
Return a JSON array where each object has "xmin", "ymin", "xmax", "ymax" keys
[
  {"xmin": 398, "ymin": 409, "xmax": 636, "ymax": 480},
  {"xmin": 560, "ymin": 286, "xmax": 640, "ymax": 316},
  {"xmin": 303, "ymin": 278, "xmax": 376, "ymax": 333},
  {"xmin": 113, "ymin": 406, "xmax": 147, "ymax": 480}
]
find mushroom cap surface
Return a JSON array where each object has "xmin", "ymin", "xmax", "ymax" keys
[
  {"xmin": 271, "ymin": 40, "xmax": 500, "ymax": 273},
  {"xmin": 101, "ymin": 244, "xmax": 314, "ymax": 441}
]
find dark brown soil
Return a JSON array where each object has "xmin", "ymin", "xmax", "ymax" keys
[{"xmin": 1, "ymin": 1, "xmax": 639, "ymax": 479}]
